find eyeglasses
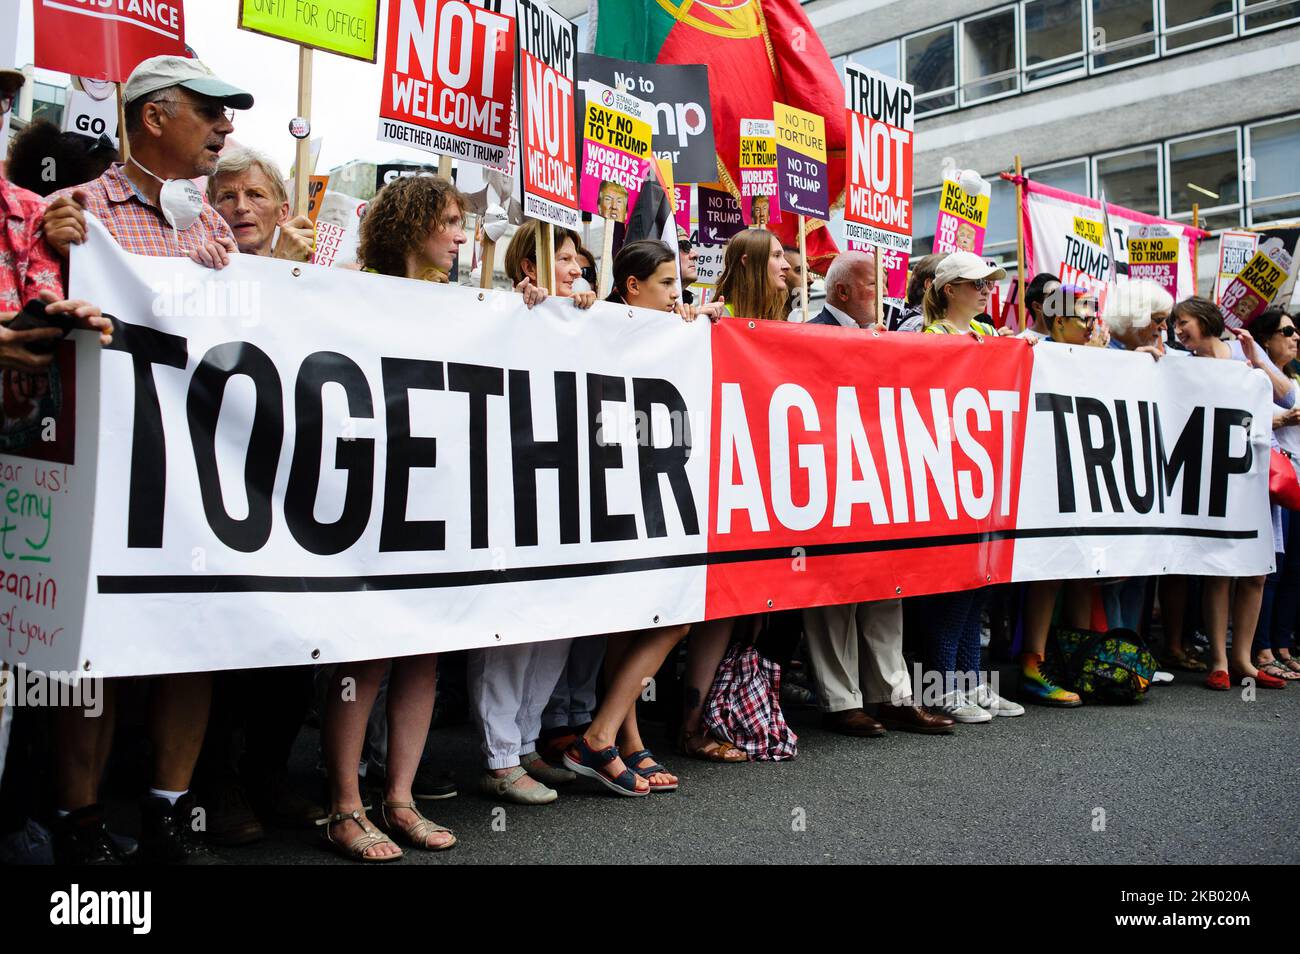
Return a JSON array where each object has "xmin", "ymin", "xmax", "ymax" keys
[
  {"xmin": 155, "ymin": 97, "xmax": 235, "ymax": 123},
  {"xmin": 678, "ymin": 240, "xmax": 693, "ymax": 254},
  {"xmin": 1278, "ymin": 326, "xmax": 1297, "ymax": 338},
  {"xmin": 955, "ymin": 278, "xmax": 994, "ymax": 291}
]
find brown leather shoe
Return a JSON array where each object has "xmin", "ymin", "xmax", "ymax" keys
[
  {"xmin": 875, "ymin": 704, "xmax": 956, "ymax": 735},
  {"xmin": 822, "ymin": 708, "xmax": 886, "ymax": 737}
]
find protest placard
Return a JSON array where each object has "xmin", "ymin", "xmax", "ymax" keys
[
  {"xmin": 578, "ymin": 82, "xmax": 653, "ymax": 226},
  {"xmin": 305, "ymin": 175, "xmax": 330, "ymax": 224},
  {"xmin": 739, "ymin": 119, "xmax": 781, "ymax": 228},
  {"xmin": 61, "ymin": 89, "xmax": 119, "ymax": 148},
  {"xmin": 673, "ymin": 185, "xmax": 692, "ymax": 239},
  {"xmin": 577, "ymin": 54, "xmax": 715, "ymax": 183},
  {"xmin": 698, "ymin": 186, "xmax": 745, "ymax": 245},
  {"xmin": 774, "ymin": 101, "xmax": 828, "ymax": 220},
  {"xmin": 35, "ymin": 0, "xmax": 186, "ymax": 82},
  {"xmin": 376, "ymin": 0, "xmax": 515, "ymax": 166},
  {"xmin": 311, "ymin": 220, "xmax": 347, "ymax": 266},
  {"xmin": 516, "ymin": 0, "xmax": 580, "ymax": 230},
  {"xmin": 1219, "ymin": 240, "xmax": 1293, "ymax": 329},
  {"xmin": 933, "ymin": 171, "xmax": 989, "ymax": 255},
  {"xmin": 238, "ymin": 0, "xmax": 380, "ymax": 61},
  {"xmin": 843, "ymin": 63, "xmax": 914, "ymax": 252},
  {"xmin": 1128, "ymin": 224, "xmax": 1179, "ymax": 298},
  {"xmin": 1215, "ymin": 230, "xmax": 1260, "ymax": 304}
]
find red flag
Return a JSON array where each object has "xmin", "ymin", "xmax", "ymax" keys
[{"xmin": 593, "ymin": 0, "xmax": 843, "ymax": 272}]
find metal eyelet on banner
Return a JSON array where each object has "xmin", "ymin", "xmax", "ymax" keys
[
  {"xmin": 748, "ymin": 321, "xmax": 756, "ymax": 329},
  {"xmin": 291, "ymin": 267, "xmax": 302, "ymax": 278},
  {"xmin": 311, "ymin": 649, "xmax": 320, "ymax": 659},
  {"xmin": 628, "ymin": 310, "xmax": 634, "ymax": 318},
  {"xmin": 83, "ymin": 660, "xmax": 91, "ymax": 671},
  {"xmin": 895, "ymin": 586, "xmax": 902, "ymax": 594},
  {"xmin": 494, "ymin": 633, "xmax": 501, "ymax": 640},
  {"xmin": 767, "ymin": 599, "xmax": 774, "ymax": 608},
  {"xmin": 653, "ymin": 615, "xmax": 660, "ymax": 624},
  {"xmin": 478, "ymin": 292, "xmax": 485, "ymax": 301},
  {"xmin": 986, "ymin": 574, "xmax": 991, "ymax": 582}
]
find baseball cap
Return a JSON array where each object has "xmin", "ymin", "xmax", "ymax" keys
[
  {"xmin": 933, "ymin": 250, "xmax": 1007, "ymax": 290},
  {"xmin": 124, "ymin": 55, "xmax": 253, "ymax": 110},
  {"xmin": 0, "ymin": 68, "xmax": 25, "ymax": 96}
]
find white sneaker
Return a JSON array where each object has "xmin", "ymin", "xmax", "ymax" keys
[
  {"xmin": 970, "ymin": 683, "xmax": 1025, "ymax": 717},
  {"xmin": 939, "ymin": 690, "xmax": 993, "ymax": 724}
]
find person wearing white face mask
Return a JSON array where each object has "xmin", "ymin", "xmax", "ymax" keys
[
  {"xmin": 36, "ymin": 55, "xmax": 254, "ymax": 867},
  {"xmin": 42, "ymin": 55, "xmax": 251, "ymax": 270}
]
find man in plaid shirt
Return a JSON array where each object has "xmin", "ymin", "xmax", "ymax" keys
[{"xmin": 39, "ymin": 55, "xmax": 255, "ymax": 865}]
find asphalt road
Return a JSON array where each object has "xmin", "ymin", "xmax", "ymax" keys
[{"xmin": 214, "ymin": 665, "xmax": 1300, "ymax": 865}]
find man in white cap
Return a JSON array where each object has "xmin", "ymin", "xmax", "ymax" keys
[
  {"xmin": 42, "ymin": 55, "xmax": 252, "ymax": 268},
  {"xmin": 38, "ymin": 55, "xmax": 256, "ymax": 866}
]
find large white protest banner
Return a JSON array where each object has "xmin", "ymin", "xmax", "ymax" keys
[{"xmin": 0, "ymin": 219, "xmax": 1273, "ymax": 677}]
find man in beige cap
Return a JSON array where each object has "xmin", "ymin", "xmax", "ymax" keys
[
  {"xmin": 43, "ymin": 55, "xmax": 252, "ymax": 268},
  {"xmin": 39, "ymin": 55, "xmax": 256, "ymax": 866}
]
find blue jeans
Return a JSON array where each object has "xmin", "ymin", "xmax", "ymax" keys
[{"xmin": 1256, "ymin": 510, "xmax": 1300, "ymax": 654}]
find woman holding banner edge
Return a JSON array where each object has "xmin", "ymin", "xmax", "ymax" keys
[
  {"xmin": 315, "ymin": 175, "xmax": 470, "ymax": 861},
  {"xmin": 1172, "ymin": 297, "xmax": 1293, "ymax": 692}
]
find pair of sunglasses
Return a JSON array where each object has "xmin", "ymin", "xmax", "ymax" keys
[{"xmin": 1277, "ymin": 326, "xmax": 1297, "ymax": 337}]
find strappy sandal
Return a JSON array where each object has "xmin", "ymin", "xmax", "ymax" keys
[
  {"xmin": 1276, "ymin": 655, "xmax": 1300, "ymax": 674},
  {"xmin": 316, "ymin": 809, "xmax": 403, "ymax": 863},
  {"xmin": 679, "ymin": 728, "xmax": 748, "ymax": 763},
  {"xmin": 1164, "ymin": 653, "xmax": 1208, "ymax": 673},
  {"xmin": 622, "ymin": 749, "xmax": 678, "ymax": 793},
  {"xmin": 562, "ymin": 737, "xmax": 648, "ymax": 797},
  {"xmin": 1256, "ymin": 658, "xmax": 1300, "ymax": 681},
  {"xmin": 380, "ymin": 800, "xmax": 457, "ymax": 851}
]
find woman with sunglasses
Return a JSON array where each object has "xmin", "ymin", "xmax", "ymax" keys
[
  {"xmin": 1249, "ymin": 309, "xmax": 1300, "ymax": 682},
  {"xmin": 915, "ymin": 252, "xmax": 1026, "ymax": 721},
  {"xmin": 1172, "ymin": 297, "xmax": 1294, "ymax": 691}
]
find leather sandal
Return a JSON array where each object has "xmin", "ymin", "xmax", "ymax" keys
[
  {"xmin": 679, "ymin": 728, "xmax": 748, "ymax": 762},
  {"xmin": 380, "ymin": 800, "xmax": 457, "ymax": 850},
  {"xmin": 316, "ymin": 809, "xmax": 403, "ymax": 863},
  {"xmin": 562, "ymin": 737, "xmax": 648, "ymax": 796},
  {"xmin": 479, "ymin": 765, "xmax": 558, "ymax": 805}
]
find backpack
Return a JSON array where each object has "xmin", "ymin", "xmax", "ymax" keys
[{"xmin": 1046, "ymin": 626, "xmax": 1160, "ymax": 703}]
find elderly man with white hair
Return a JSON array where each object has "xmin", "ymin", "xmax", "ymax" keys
[
  {"xmin": 801, "ymin": 250, "xmax": 958, "ymax": 736},
  {"xmin": 208, "ymin": 148, "xmax": 316, "ymax": 260},
  {"xmin": 1105, "ymin": 278, "xmax": 1176, "ymax": 355}
]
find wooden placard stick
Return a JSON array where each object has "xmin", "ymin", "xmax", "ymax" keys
[
  {"xmin": 115, "ymin": 83, "xmax": 130, "ymax": 162},
  {"xmin": 294, "ymin": 47, "xmax": 313, "ymax": 218},
  {"xmin": 538, "ymin": 222, "xmax": 555, "ymax": 294},
  {"xmin": 1191, "ymin": 202, "xmax": 1200, "ymax": 294},
  {"xmin": 599, "ymin": 214, "xmax": 616, "ymax": 299},
  {"xmin": 798, "ymin": 214, "xmax": 809, "ymax": 323},
  {"xmin": 874, "ymin": 245, "xmax": 884, "ymax": 329}
]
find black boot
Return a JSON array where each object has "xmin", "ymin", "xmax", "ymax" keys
[
  {"xmin": 51, "ymin": 804, "xmax": 132, "ymax": 865},
  {"xmin": 139, "ymin": 793, "xmax": 223, "ymax": 865}
]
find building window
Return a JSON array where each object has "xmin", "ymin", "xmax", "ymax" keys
[
  {"xmin": 573, "ymin": 13, "xmax": 589, "ymax": 53},
  {"xmin": 960, "ymin": 7, "xmax": 1020, "ymax": 104},
  {"xmin": 1027, "ymin": 159, "xmax": 1090, "ymax": 196},
  {"xmin": 905, "ymin": 25, "xmax": 957, "ymax": 115},
  {"xmin": 1088, "ymin": 0, "xmax": 1158, "ymax": 71},
  {"xmin": 1095, "ymin": 146, "xmax": 1162, "ymax": 216},
  {"xmin": 1021, "ymin": 0, "xmax": 1086, "ymax": 86},
  {"xmin": 911, "ymin": 189, "xmax": 941, "ymax": 256},
  {"xmin": 1246, "ymin": 114, "xmax": 1300, "ymax": 225},
  {"xmin": 851, "ymin": 41, "xmax": 900, "ymax": 79},
  {"xmin": 1166, "ymin": 129, "xmax": 1242, "ymax": 229},
  {"xmin": 1241, "ymin": 0, "xmax": 1300, "ymax": 32},
  {"xmin": 1162, "ymin": 0, "xmax": 1237, "ymax": 53}
]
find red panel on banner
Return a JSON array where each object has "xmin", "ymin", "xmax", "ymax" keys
[
  {"xmin": 33, "ymin": 0, "xmax": 187, "ymax": 83},
  {"xmin": 704, "ymin": 319, "xmax": 1032, "ymax": 617}
]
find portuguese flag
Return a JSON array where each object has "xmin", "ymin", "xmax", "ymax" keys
[{"xmin": 591, "ymin": 0, "xmax": 845, "ymax": 272}]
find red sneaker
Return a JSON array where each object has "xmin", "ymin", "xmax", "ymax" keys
[{"xmin": 1204, "ymin": 670, "xmax": 1230, "ymax": 690}]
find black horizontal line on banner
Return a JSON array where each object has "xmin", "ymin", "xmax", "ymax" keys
[{"xmin": 95, "ymin": 525, "xmax": 1258, "ymax": 594}]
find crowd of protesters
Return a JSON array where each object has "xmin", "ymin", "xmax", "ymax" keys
[{"xmin": 1, "ymin": 56, "xmax": 1298, "ymax": 866}]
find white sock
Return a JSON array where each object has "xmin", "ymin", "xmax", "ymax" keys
[{"xmin": 149, "ymin": 787, "xmax": 187, "ymax": 805}]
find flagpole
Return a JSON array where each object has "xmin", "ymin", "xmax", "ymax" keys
[
  {"xmin": 438, "ymin": 155, "xmax": 453, "ymax": 180},
  {"xmin": 1014, "ymin": 155, "xmax": 1027, "ymax": 333},
  {"xmin": 798, "ymin": 214, "xmax": 808, "ymax": 322},
  {"xmin": 294, "ymin": 48, "xmax": 313, "ymax": 218}
]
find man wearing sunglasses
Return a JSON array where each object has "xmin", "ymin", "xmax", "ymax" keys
[
  {"xmin": 42, "ymin": 55, "xmax": 251, "ymax": 271},
  {"xmin": 36, "ymin": 55, "xmax": 255, "ymax": 866},
  {"xmin": 678, "ymin": 237, "xmax": 698, "ymax": 305}
]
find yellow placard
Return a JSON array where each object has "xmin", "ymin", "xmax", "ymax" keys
[
  {"xmin": 1128, "ymin": 236, "xmax": 1179, "ymax": 265},
  {"xmin": 1073, "ymin": 217, "xmax": 1104, "ymax": 246},
  {"xmin": 238, "ymin": 0, "xmax": 380, "ymax": 62},
  {"xmin": 939, "ymin": 179, "xmax": 989, "ymax": 228},
  {"xmin": 584, "ymin": 103, "xmax": 653, "ymax": 159},
  {"xmin": 773, "ymin": 102, "xmax": 826, "ymax": 161},
  {"xmin": 1237, "ymin": 249, "xmax": 1287, "ymax": 301},
  {"xmin": 740, "ymin": 135, "xmax": 776, "ymax": 169}
]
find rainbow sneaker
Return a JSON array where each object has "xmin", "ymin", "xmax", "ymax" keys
[{"xmin": 1020, "ymin": 654, "xmax": 1083, "ymax": 707}]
